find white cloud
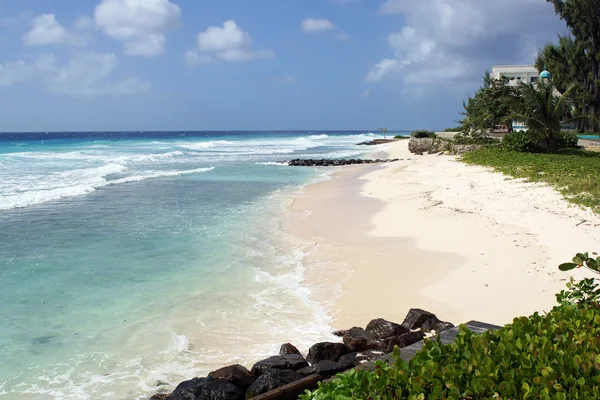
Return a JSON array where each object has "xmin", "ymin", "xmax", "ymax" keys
[
  {"xmin": 186, "ymin": 20, "xmax": 274, "ymax": 65},
  {"xmin": 23, "ymin": 14, "xmax": 88, "ymax": 47},
  {"xmin": 94, "ymin": 0, "xmax": 181, "ymax": 57},
  {"xmin": 301, "ymin": 18, "xmax": 335, "ymax": 33},
  {"xmin": 367, "ymin": 0, "xmax": 566, "ymax": 87},
  {"xmin": 0, "ymin": 52, "xmax": 149, "ymax": 97}
]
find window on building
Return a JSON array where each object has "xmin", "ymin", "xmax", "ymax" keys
[{"xmin": 531, "ymin": 77, "xmax": 538, "ymax": 82}]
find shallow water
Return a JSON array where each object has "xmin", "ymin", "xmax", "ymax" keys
[{"xmin": 0, "ymin": 131, "xmax": 407, "ymax": 399}]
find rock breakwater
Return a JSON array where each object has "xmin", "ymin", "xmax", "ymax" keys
[
  {"xmin": 149, "ymin": 308, "xmax": 453, "ymax": 400},
  {"xmin": 288, "ymin": 158, "xmax": 399, "ymax": 167}
]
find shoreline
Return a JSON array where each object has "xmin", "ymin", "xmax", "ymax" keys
[{"xmin": 284, "ymin": 140, "xmax": 600, "ymax": 329}]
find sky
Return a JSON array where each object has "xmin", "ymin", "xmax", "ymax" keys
[{"xmin": 0, "ymin": 0, "xmax": 568, "ymax": 132}]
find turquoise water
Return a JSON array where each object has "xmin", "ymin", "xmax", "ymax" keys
[
  {"xmin": 0, "ymin": 131, "xmax": 400, "ymax": 399},
  {"xmin": 578, "ymin": 134, "xmax": 600, "ymax": 139}
]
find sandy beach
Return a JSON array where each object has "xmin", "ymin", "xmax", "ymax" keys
[{"xmin": 285, "ymin": 140, "xmax": 600, "ymax": 329}]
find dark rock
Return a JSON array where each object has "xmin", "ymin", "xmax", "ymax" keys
[
  {"xmin": 332, "ymin": 329, "xmax": 347, "ymax": 337},
  {"xmin": 382, "ymin": 332, "xmax": 426, "ymax": 353},
  {"xmin": 208, "ymin": 364, "xmax": 255, "ymax": 391},
  {"xmin": 314, "ymin": 360, "xmax": 345, "ymax": 376},
  {"xmin": 250, "ymin": 354, "xmax": 308, "ymax": 376},
  {"xmin": 246, "ymin": 369, "xmax": 303, "ymax": 398},
  {"xmin": 167, "ymin": 377, "xmax": 212, "ymax": 400},
  {"xmin": 296, "ymin": 365, "xmax": 316, "ymax": 377},
  {"xmin": 342, "ymin": 327, "xmax": 380, "ymax": 352},
  {"xmin": 196, "ymin": 380, "xmax": 244, "ymax": 400},
  {"xmin": 307, "ymin": 342, "xmax": 349, "ymax": 365},
  {"xmin": 338, "ymin": 350, "xmax": 385, "ymax": 367},
  {"xmin": 421, "ymin": 318, "xmax": 455, "ymax": 334},
  {"xmin": 335, "ymin": 354, "xmax": 358, "ymax": 371},
  {"xmin": 150, "ymin": 395, "xmax": 170, "ymax": 400},
  {"xmin": 402, "ymin": 308, "xmax": 437, "ymax": 330},
  {"xmin": 279, "ymin": 343, "xmax": 301, "ymax": 356},
  {"xmin": 366, "ymin": 318, "xmax": 409, "ymax": 340}
]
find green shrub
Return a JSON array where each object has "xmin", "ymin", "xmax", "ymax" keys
[
  {"xmin": 302, "ymin": 302, "xmax": 600, "ymax": 400},
  {"xmin": 503, "ymin": 130, "xmax": 541, "ymax": 152},
  {"xmin": 557, "ymin": 131, "xmax": 579, "ymax": 149},
  {"xmin": 410, "ymin": 130, "xmax": 437, "ymax": 138},
  {"xmin": 443, "ymin": 127, "xmax": 462, "ymax": 132},
  {"xmin": 454, "ymin": 132, "xmax": 501, "ymax": 145},
  {"xmin": 394, "ymin": 135, "xmax": 409, "ymax": 139}
]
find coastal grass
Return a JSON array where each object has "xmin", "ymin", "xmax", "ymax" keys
[{"xmin": 461, "ymin": 147, "xmax": 600, "ymax": 212}]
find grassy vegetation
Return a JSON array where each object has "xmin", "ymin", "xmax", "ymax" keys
[{"xmin": 461, "ymin": 147, "xmax": 600, "ymax": 212}]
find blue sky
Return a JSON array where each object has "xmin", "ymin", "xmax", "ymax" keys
[{"xmin": 0, "ymin": 0, "xmax": 567, "ymax": 132}]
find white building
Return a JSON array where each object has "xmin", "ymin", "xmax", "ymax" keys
[{"xmin": 491, "ymin": 65, "xmax": 539, "ymax": 86}]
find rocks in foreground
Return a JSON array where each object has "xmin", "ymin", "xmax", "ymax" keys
[
  {"xmin": 288, "ymin": 158, "xmax": 399, "ymax": 167},
  {"xmin": 150, "ymin": 308, "xmax": 454, "ymax": 399}
]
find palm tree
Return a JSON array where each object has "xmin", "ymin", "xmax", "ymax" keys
[
  {"xmin": 378, "ymin": 127, "xmax": 388, "ymax": 139},
  {"xmin": 510, "ymin": 80, "xmax": 581, "ymax": 152}
]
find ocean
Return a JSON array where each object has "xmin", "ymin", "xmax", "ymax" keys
[{"xmin": 0, "ymin": 131, "xmax": 405, "ymax": 399}]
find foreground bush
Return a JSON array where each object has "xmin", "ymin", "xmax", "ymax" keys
[
  {"xmin": 410, "ymin": 130, "xmax": 437, "ymax": 138},
  {"xmin": 503, "ymin": 131, "xmax": 579, "ymax": 153},
  {"xmin": 301, "ymin": 302, "xmax": 600, "ymax": 400}
]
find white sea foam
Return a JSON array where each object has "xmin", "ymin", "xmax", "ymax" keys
[{"xmin": 0, "ymin": 166, "xmax": 215, "ymax": 210}]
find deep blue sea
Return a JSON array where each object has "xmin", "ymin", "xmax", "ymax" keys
[{"xmin": 0, "ymin": 131, "xmax": 407, "ymax": 399}]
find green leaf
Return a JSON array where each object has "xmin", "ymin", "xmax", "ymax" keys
[{"xmin": 559, "ymin": 263, "xmax": 578, "ymax": 271}]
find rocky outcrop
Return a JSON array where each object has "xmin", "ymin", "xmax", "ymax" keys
[
  {"xmin": 382, "ymin": 332, "xmax": 427, "ymax": 353},
  {"xmin": 167, "ymin": 377, "xmax": 212, "ymax": 400},
  {"xmin": 342, "ymin": 327, "xmax": 379, "ymax": 352},
  {"xmin": 338, "ymin": 350, "xmax": 384, "ymax": 367},
  {"xmin": 408, "ymin": 138, "xmax": 447, "ymax": 155},
  {"xmin": 306, "ymin": 342, "xmax": 350, "ymax": 365},
  {"xmin": 246, "ymin": 369, "xmax": 303, "ymax": 398},
  {"xmin": 208, "ymin": 365, "xmax": 255, "ymax": 391},
  {"xmin": 408, "ymin": 137, "xmax": 484, "ymax": 155},
  {"xmin": 365, "ymin": 318, "xmax": 410, "ymax": 340},
  {"xmin": 250, "ymin": 354, "xmax": 309, "ymax": 376},
  {"xmin": 421, "ymin": 317, "xmax": 455, "ymax": 334},
  {"xmin": 402, "ymin": 308, "xmax": 437, "ymax": 330},
  {"xmin": 279, "ymin": 343, "xmax": 301, "ymax": 356},
  {"xmin": 288, "ymin": 158, "xmax": 400, "ymax": 167},
  {"xmin": 196, "ymin": 380, "xmax": 244, "ymax": 400}
]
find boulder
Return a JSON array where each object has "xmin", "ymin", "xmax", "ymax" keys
[
  {"xmin": 296, "ymin": 365, "xmax": 316, "ymax": 377},
  {"xmin": 196, "ymin": 380, "xmax": 244, "ymax": 400},
  {"xmin": 421, "ymin": 318, "xmax": 455, "ymax": 334},
  {"xmin": 246, "ymin": 369, "xmax": 303, "ymax": 398},
  {"xmin": 279, "ymin": 343, "xmax": 301, "ymax": 356},
  {"xmin": 402, "ymin": 308, "xmax": 437, "ymax": 330},
  {"xmin": 167, "ymin": 377, "xmax": 212, "ymax": 400},
  {"xmin": 338, "ymin": 350, "xmax": 385, "ymax": 367},
  {"xmin": 382, "ymin": 332, "xmax": 426, "ymax": 353},
  {"xmin": 335, "ymin": 354, "xmax": 358, "ymax": 371},
  {"xmin": 314, "ymin": 360, "xmax": 346, "ymax": 376},
  {"xmin": 342, "ymin": 327, "xmax": 380, "ymax": 352},
  {"xmin": 250, "ymin": 354, "xmax": 308, "ymax": 376},
  {"xmin": 365, "ymin": 318, "xmax": 409, "ymax": 340},
  {"xmin": 208, "ymin": 364, "xmax": 255, "ymax": 391},
  {"xmin": 306, "ymin": 342, "xmax": 349, "ymax": 365}
]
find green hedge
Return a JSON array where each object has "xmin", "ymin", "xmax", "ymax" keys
[
  {"xmin": 410, "ymin": 130, "xmax": 437, "ymax": 138},
  {"xmin": 301, "ymin": 303, "xmax": 600, "ymax": 400}
]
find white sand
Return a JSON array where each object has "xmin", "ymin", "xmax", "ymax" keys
[{"xmin": 285, "ymin": 140, "xmax": 600, "ymax": 329}]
